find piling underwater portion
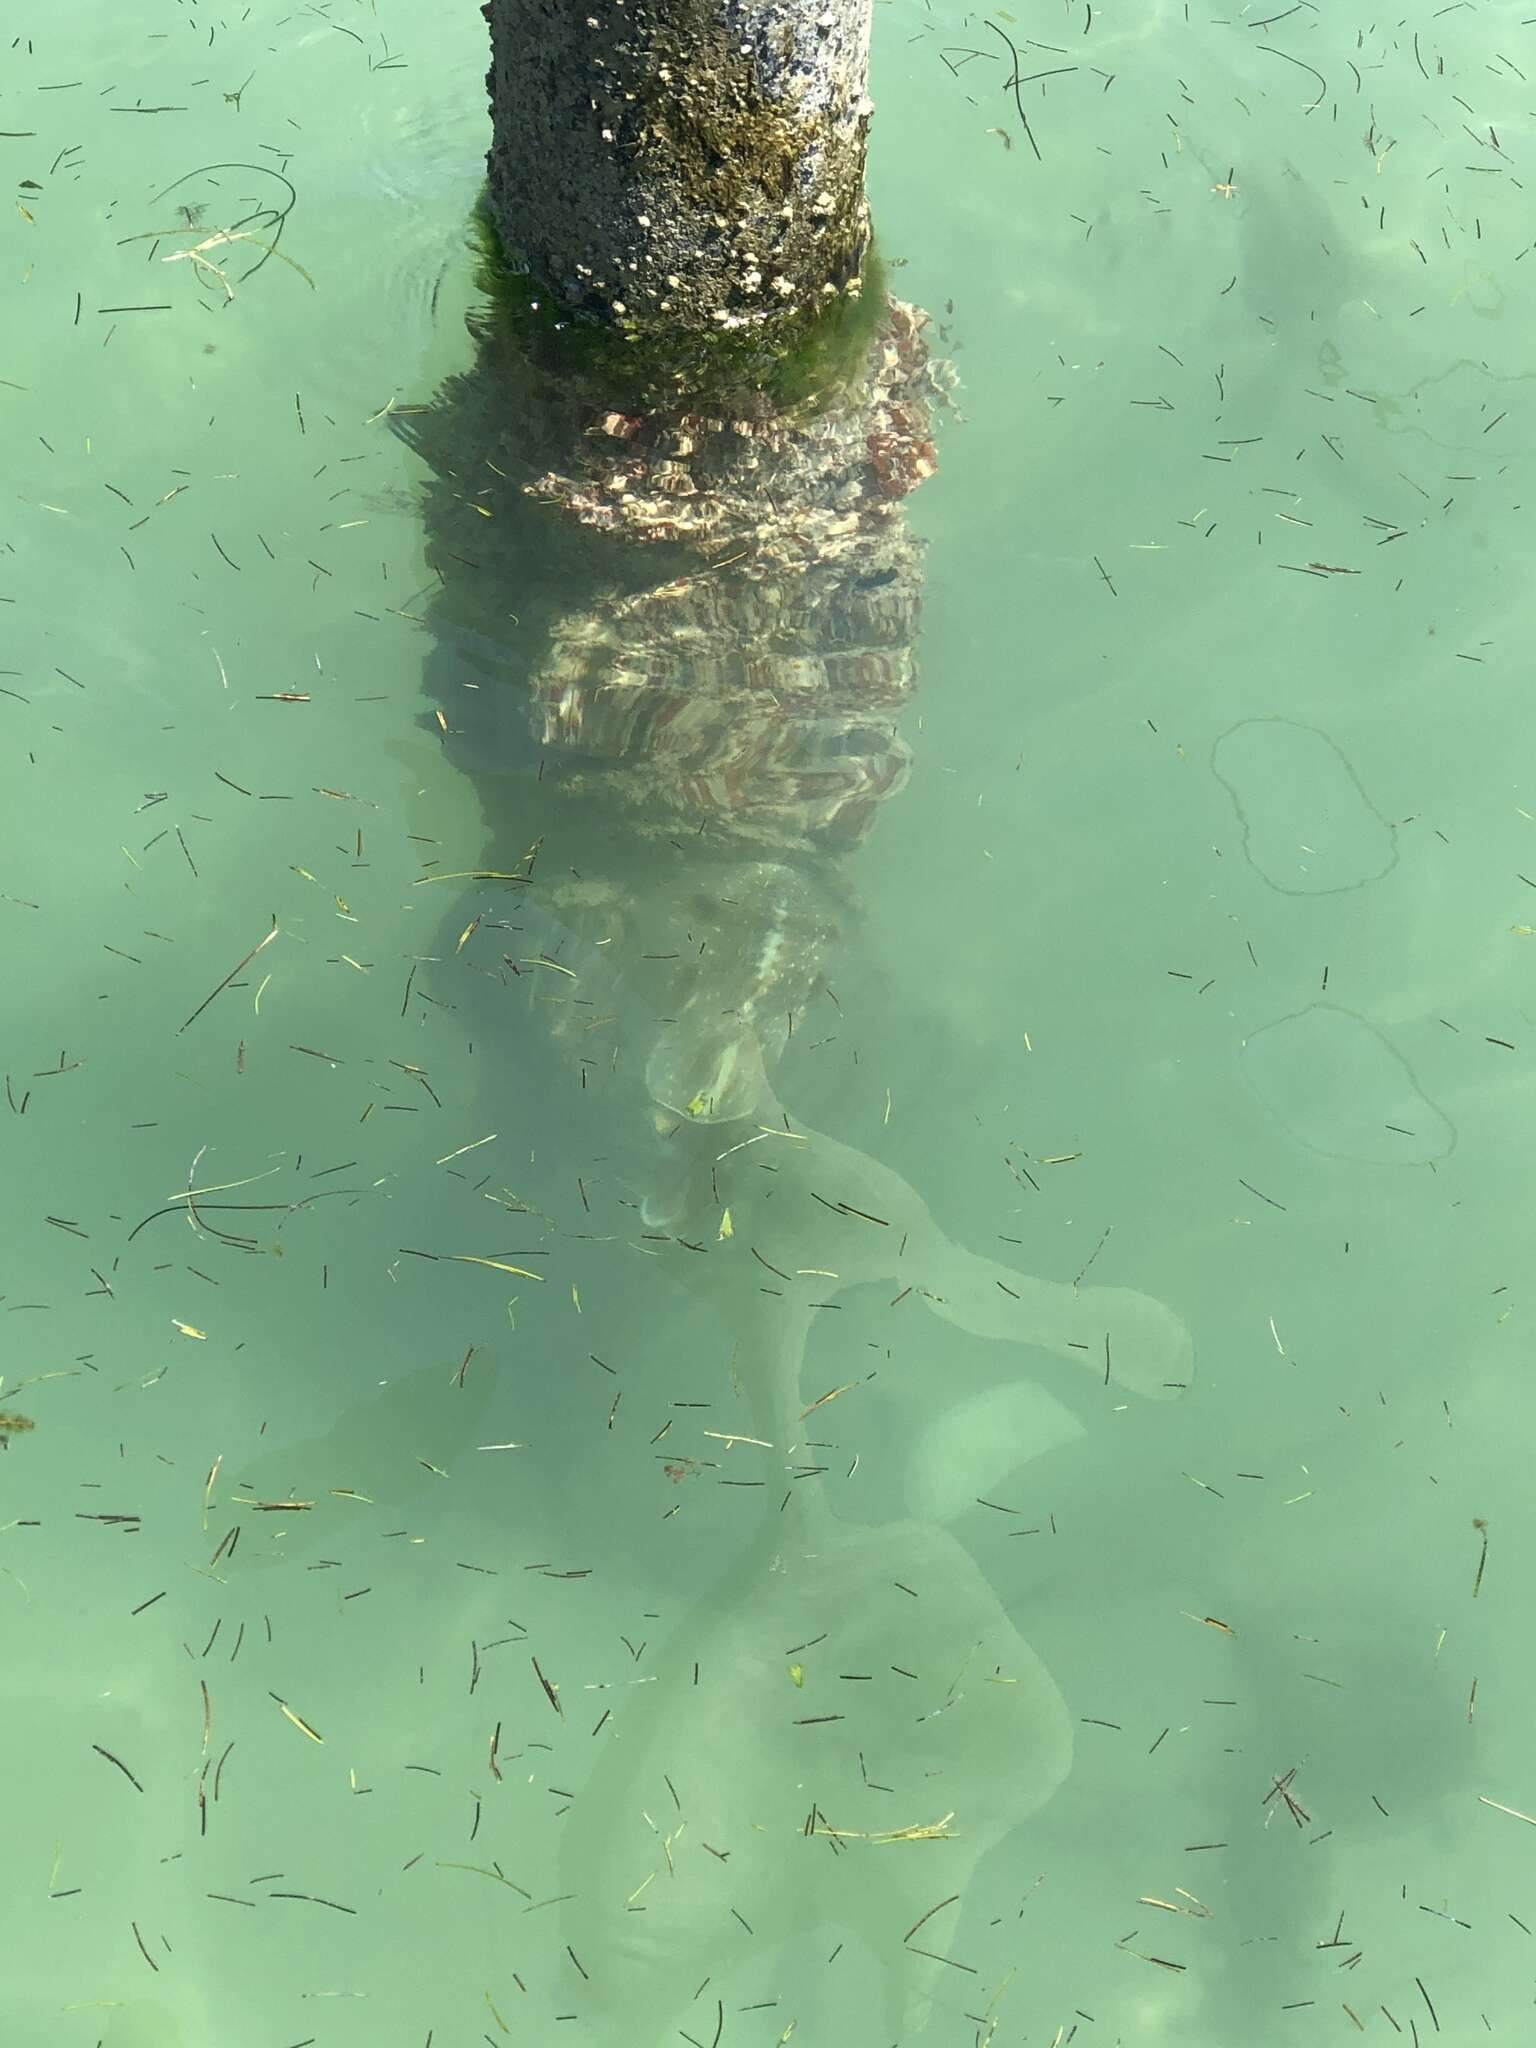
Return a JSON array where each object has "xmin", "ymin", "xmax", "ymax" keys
[{"xmin": 397, "ymin": 211, "xmax": 956, "ymax": 1152}]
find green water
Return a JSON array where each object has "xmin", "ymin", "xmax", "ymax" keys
[{"xmin": 4, "ymin": 1, "xmax": 1534, "ymax": 2041}]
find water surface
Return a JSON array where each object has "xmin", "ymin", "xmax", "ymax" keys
[{"xmin": 4, "ymin": 1, "xmax": 1534, "ymax": 2040}]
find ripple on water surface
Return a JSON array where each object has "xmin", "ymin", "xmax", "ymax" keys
[
  {"xmin": 1212, "ymin": 717, "xmax": 1398, "ymax": 895},
  {"xmin": 1241, "ymin": 1003, "xmax": 1456, "ymax": 1165}
]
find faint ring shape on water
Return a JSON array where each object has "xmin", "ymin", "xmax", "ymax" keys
[
  {"xmin": 1211, "ymin": 717, "xmax": 1398, "ymax": 894},
  {"xmin": 1240, "ymin": 1003, "xmax": 1456, "ymax": 1164}
]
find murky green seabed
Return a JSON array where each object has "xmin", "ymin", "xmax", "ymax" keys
[{"xmin": 4, "ymin": 1, "xmax": 1536, "ymax": 2041}]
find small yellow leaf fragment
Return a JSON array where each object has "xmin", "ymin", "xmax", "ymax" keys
[
  {"xmin": 718, "ymin": 1208, "xmax": 734, "ymax": 1240},
  {"xmin": 172, "ymin": 1319, "xmax": 207, "ymax": 1340},
  {"xmin": 788, "ymin": 1664, "xmax": 804, "ymax": 1688}
]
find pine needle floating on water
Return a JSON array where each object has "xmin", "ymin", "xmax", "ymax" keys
[
  {"xmin": 446, "ymin": 1254, "xmax": 546, "ymax": 1280},
  {"xmin": 179, "ymin": 917, "xmax": 279, "ymax": 1032},
  {"xmin": 799, "ymin": 1380, "xmax": 859, "ymax": 1419},
  {"xmin": 276, "ymin": 1700, "xmax": 325, "ymax": 1744},
  {"xmin": 120, "ymin": 225, "xmax": 316, "ymax": 301},
  {"xmin": 810, "ymin": 1813, "xmax": 957, "ymax": 1843}
]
